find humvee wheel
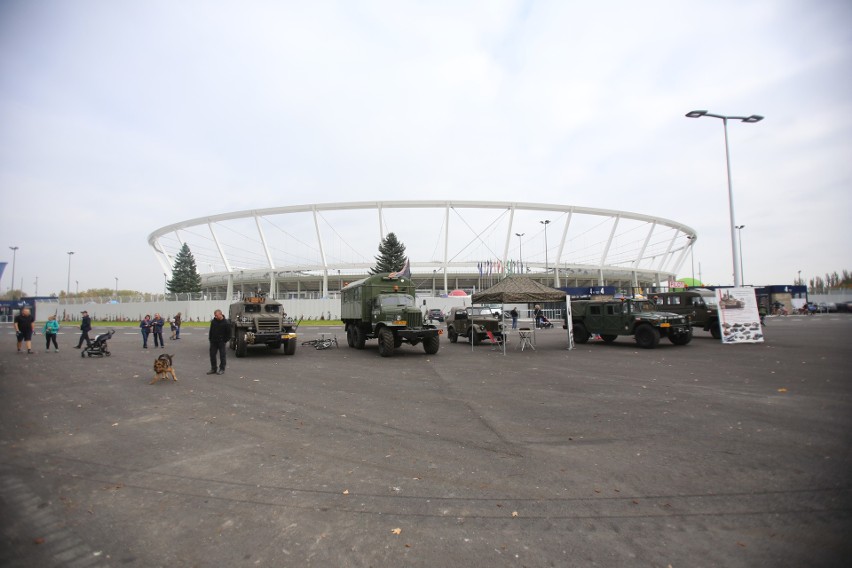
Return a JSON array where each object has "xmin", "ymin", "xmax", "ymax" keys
[
  {"xmin": 423, "ymin": 334, "xmax": 440, "ymax": 355},
  {"xmin": 284, "ymin": 338, "xmax": 297, "ymax": 355},
  {"xmin": 600, "ymin": 334, "xmax": 618, "ymax": 343},
  {"xmin": 669, "ymin": 330, "xmax": 693, "ymax": 346},
  {"xmin": 710, "ymin": 322, "xmax": 722, "ymax": 340},
  {"xmin": 635, "ymin": 324, "xmax": 660, "ymax": 349},
  {"xmin": 377, "ymin": 328, "xmax": 395, "ymax": 357},
  {"xmin": 448, "ymin": 327, "xmax": 458, "ymax": 343},
  {"xmin": 235, "ymin": 330, "xmax": 248, "ymax": 357},
  {"xmin": 573, "ymin": 323, "xmax": 590, "ymax": 344}
]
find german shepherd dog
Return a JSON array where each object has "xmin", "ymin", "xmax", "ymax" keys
[{"xmin": 151, "ymin": 353, "xmax": 177, "ymax": 384}]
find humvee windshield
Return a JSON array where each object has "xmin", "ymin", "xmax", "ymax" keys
[
  {"xmin": 630, "ymin": 300, "xmax": 657, "ymax": 313},
  {"xmin": 377, "ymin": 294, "xmax": 414, "ymax": 307},
  {"xmin": 265, "ymin": 304, "xmax": 280, "ymax": 313},
  {"xmin": 244, "ymin": 304, "xmax": 261, "ymax": 313}
]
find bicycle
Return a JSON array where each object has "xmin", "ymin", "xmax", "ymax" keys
[{"xmin": 301, "ymin": 336, "xmax": 339, "ymax": 350}]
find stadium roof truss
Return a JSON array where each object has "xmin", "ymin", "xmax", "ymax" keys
[{"xmin": 148, "ymin": 201, "xmax": 696, "ymax": 295}]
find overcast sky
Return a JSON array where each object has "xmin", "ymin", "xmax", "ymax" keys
[{"xmin": 1, "ymin": 0, "xmax": 850, "ymax": 296}]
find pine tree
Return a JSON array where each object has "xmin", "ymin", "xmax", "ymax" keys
[
  {"xmin": 371, "ymin": 233, "xmax": 407, "ymax": 274},
  {"xmin": 167, "ymin": 243, "xmax": 202, "ymax": 293}
]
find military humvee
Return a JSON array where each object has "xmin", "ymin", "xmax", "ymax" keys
[
  {"xmin": 649, "ymin": 288, "xmax": 721, "ymax": 339},
  {"xmin": 569, "ymin": 298, "xmax": 692, "ymax": 349},
  {"xmin": 341, "ymin": 273, "xmax": 440, "ymax": 357},
  {"xmin": 228, "ymin": 294, "xmax": 298, "ymax": 357}
]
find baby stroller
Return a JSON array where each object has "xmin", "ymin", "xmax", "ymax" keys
[
  {"xmin": 81, "ymin": 329, "xmax": 115, "ymax": 358},
  {"xmin": 536, "ymin": 315, "xmax": 554, "ymax": 329}
]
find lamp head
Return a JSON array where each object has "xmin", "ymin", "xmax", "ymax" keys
[{"xmin": 686, "ymin": 110, "xmax": 707, "ymax": 118}]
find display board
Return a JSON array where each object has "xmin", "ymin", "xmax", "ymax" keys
[{"xmin": 716, "ymin": 288, "xmax": 764, "ymax": 344}]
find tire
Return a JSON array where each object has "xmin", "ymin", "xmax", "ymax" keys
[
  {"xmin": 471, "ymin": 330, "xmax": 481, "ymax": 345},
  {"xmin": 229, "ymin": 334, "xmax": 236, "ymax": 351},
  {"xmin": 448, "ymin": 327, "xmax": 458, "ymax": 343},
  {"xmin": 669, "ymin": 329, "xmax": 693, "ymax": 346},
  {"xmin": 423, "ymin": 334, "xmax": 440, "ymax": 355},
  {"xmin": 573, "ymin": 323, "xmax": 590, "ymax": 344},
  {"xmin": 710, "ymin": 322, "xmax": 722, "ymax": 340},
  {"xmin": 346, "ymin": 325, "xmax": 355, "ymax": 348},
  {"xmin": 635, "ymin": 324, "xmax": 660, "ymax": 349},
  {"xmin": 377, "ymin": 328, "xmax": 394, "ymax": 357},
  {"xmin": 600, "ymin": 334, "xmax": 618, "ymax": 343},
  {"xmin": 354, "ymin": 325, "xmax": 366, "ymax": 349},
  {"xmin": 235, "ymin": 330, "xmax": 248, "ymax": 358},
  {"xmin": 284, "ymin": 338, "xmax": 297, "ymax": 355}
]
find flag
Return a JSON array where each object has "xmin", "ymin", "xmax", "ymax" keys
[{"xmin": 389, "ymin": 258, "xmax": 411, "ymax": 279}]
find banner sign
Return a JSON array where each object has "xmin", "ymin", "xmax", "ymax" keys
[{"xmin": 716, "ymin": 287, "xmax": 764, "ymax": 344}]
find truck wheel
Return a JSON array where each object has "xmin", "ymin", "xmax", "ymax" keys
[
  {"xmin": 423, "ymin": 334, "xmax": 440, "ymax": 355},
  {"xmin": 377, "ymin": 328, "xmax": 394, "ymax": 357},
  {"xmin": 284, "ymin": 337, "xmax": 297, "ymax": 355},
  {"xmin": 229, "ymin": 333, "xmax": 236, "ymax": 351},
  {"xmin": 600, "ymin": 334, "xmax": 618, "ymax": 343},
  {"xmin": 448, "ymin": 327, "xmax": 458, "ymax": 343},
  {"xmin": 573, "ymin": 323, "xmax": 590, "ymax": 344},
  {"xmin": 710, "ymin": 322, "xmax": 722, "ymax": 340},
  {"xmin": 635, "ymin": 324, "xmax": 660, "ymax": 349},
  {"xmin": 669, "ymin": 329, "xmax": 693, "ymax": 346},
  {"xmin": 346, "ymin": 325, "xmax": 355, "ymax": 348},
  {"xmin": 235, "ymin": 330, "xmax": 248, "ymax": 357},
  {"xmin": 354, "ymin": 326, "xmax": 366, "ymax": 349}
]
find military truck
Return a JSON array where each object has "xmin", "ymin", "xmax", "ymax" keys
[
  {"xmin": 341, "ymin": 273, "xmax": 440, "ymax": 357},
  {"xmin": 569, "ymin": 298, "xmax": 692, "ymax": 348},
  {"xmin": 228, "ymin": 294, "xmax": 298, "ymax": 357},
  {"xmin": 650, "ymin": 288, "xmax": 721, "ymax": 339},
  {"xmin": 445, "ymin": 306, "xmax": 503, "ymax": 345}
]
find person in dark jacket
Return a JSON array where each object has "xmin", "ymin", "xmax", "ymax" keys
[
  {"xmin": 207, "ymin": 309, "xmax": 231, "ymax": 375},
  {"xmin": 139, "ymin": 315, "xmax": 152, "ymax": 348},
  {"xmin": 75, "ymin": 311, "xmax": 92, "ymax": 348},
  {"xmin": 151, "ymin": 313, "xmax": 165, "ymax": 347}
]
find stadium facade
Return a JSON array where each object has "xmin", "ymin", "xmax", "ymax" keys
[{"xmin": 148, "ymin": 201, "xmax": 696, "ymax": 300}]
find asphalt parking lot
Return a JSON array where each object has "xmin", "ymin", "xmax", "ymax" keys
[{"xmin": 1, "ymin": 315, "xmax": 851, "ymax": 567}]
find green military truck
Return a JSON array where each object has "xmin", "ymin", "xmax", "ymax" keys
[
  {"xmin": 650, "ymin": 288, "xmax": 722, "ymax": 339},
  {"xmin": 569, "ymin": 298, "xmax": 692, "ymax": 348},
  {"xmin": 228, "ymin": 294, "xmax": 298, "ymax": 357},
  {"xmin": 341, "ymin": 273, "xmax": 441, "ymax": 357}
]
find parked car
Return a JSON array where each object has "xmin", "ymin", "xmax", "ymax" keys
[
  {"xmin": 426, "ymin": 309, "xmax": 445, "ymax": 323},
  {"xmin": 818, "ymin": 302, "xmax": 837, "ymax": 313}
]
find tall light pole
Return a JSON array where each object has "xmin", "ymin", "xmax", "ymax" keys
[
  {"xmin": 515, "ymin": 232, "xmax": 525, "ymax": 272},
  {"xmin": 539, "ymin": 220, "xmax": 550, "ymax": 281},
  {"xmin": 66, "ymin": 251, "xmax": 74, "ymax": 298},
  {"xmin": 686, "ymin": 235, "xmax": 696, "ymax": 285},
  {"xmin": 115, "ymin": 277, "xmax": 119, "ymax": 297},
  {"xmin": 798, "ymin": 270, "xmax": 802, "ymax": 286},
  {"xmin": 686, "ymin": 110, "xmax": 763, "ymax": 287},
  {"xmin": 735, "ymin": 225, "xmax": 745, "ymax": 285},
  {"xmin": 8, "ymin": 246, "xmax": 18, "ymax": 297},
  {"xmin": 34, "ymin": 276, "xmax": 38, "ymax": 296}
]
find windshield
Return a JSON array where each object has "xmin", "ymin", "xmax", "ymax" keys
[
  {"xmin": 377, "ymin": 294, "xmax": 414, "ymax": 307},
  {"xmin": 631, "ymin": 300, "xmax": 657, "ymax": 313},
  {"xmin": 701, "ymin": 294, "xmax": 719, "ymax": 308},
  {"xmin": 470, "ymin": 307, "xmax": 498, "ymax": 317}
]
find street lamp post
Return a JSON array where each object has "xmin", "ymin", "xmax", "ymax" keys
[
  {"xmin": 115, "ymin": 277, "xmax": 118, "ymax": 297},
  {"xmin": 686, "ymin": 110, "xmax": 763, "ymax": 287},
  {"xmin": 66, "ymin": 251, "xmax": 74, "ymax": 298},
  {"xmin": 8, "ymin": 246, "xmax": 19, "ymax": 297},
  {"xmin": 515, "ymin": 232, "xmax": 525, "ymax": 272},
  {"xmin": 735, "ymin": 225, "xmax": 745, "ymax": 284},
  {"xmin": 539, "ymin": 220, "xmax": 550, "ymax": 281}
]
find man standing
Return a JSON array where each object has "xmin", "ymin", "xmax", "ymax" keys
[
  {"xmin": 14, "ymin": 307, "xmax": 35, "ymax": 354},
  {"xmin": 207, "ymin": 309, "xmax": 231, "ymax": 375},
  {"xmin": 75, "ymin": 310, "xmax": 92, "ymax": 349}
]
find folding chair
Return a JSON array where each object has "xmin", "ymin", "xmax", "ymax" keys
[
  {"xmin": 517, "ymin": 327, "xmax": 535, "ymax": 351},
  {"xmin": 485, "ymin": 330, "xmax": 505, "ymax": 350}
]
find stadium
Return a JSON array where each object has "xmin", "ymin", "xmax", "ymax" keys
[{"xmin": 147, "ymin": 200, "xmax": 696, "ymax": 299}]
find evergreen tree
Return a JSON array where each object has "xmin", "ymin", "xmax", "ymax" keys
[
  {"xmin": 167, "ymin": 243, "xmax": 202, "ymax": 293},
  {"xmin": 371, "ymin": 233, "xmax": 407, "ymax": 274}
]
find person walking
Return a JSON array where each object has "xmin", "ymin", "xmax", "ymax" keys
[
  {"xmin": 75, "ymin": 310, "xmax": 92, "ymax": 349},
  {"xmin": 151, "ymin": 313, "xmax": 165, "ymax": 348},
  {"xmin": 14, "ymin": 307, "xmax": 35, "ymax": 354},
  {"xmin": 510, "ymin": 307, "xmax": 519, "ymax": 329},
  {"xmin": 533, "ymin": 305, "xmax": 543, "ymax": 329},
  {"xmin": 169, "ymin": 316, "xmax": 176, "ymax": 340},
  {"xmin": 207, "ymin": 309, "xmax": 231, "ymax": 375},
  {"xmin": 139, "ymin": 315, "xmax": 152, "ymax": 349},
  {"xmin": 43, "ymin": 314, "xmax": 60, "ymax": 352},
  {"xmin": 174, "ymin": 312, "xmax": 182, "ymax": 339}
]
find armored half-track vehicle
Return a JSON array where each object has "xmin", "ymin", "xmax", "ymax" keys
[{"xmin": 228, "ymin": 294, "xmax": 298, "ymax": 357}]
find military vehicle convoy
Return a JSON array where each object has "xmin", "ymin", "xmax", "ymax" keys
[
  {"xmin": 569, "ymin": 298, "xmax": 692, "ymax": 348},
  {"xmin": 341, "ymin": 273, "xmax": 440, "ymax": 357},
  {"xmin": 228, "ymin": 295, "xmax": 298, "ymax": 357}
]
